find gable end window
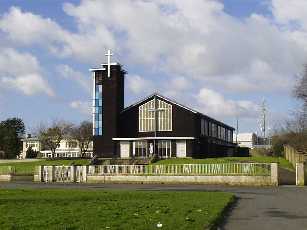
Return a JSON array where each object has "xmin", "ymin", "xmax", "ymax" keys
[{"xmin": 139, "ymin": 98, "xmax": 172, "ymax": 132}]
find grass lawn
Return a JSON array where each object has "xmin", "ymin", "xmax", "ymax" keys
[
  {"xmin": 153, "ymin": 156, "xmax": 294, "ymax": 171},
  {"xmin": 0, "ymin": 189, "xmax": 234, "ymax": 230},
  {"xmin": 0, "ymin": 159, "xmax": 90, "ymax": 175}
]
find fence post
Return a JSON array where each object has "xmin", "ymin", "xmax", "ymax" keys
[
  {"xmin": 270, "ymin": 163, "xmax": 278, "ymax": 186},
  {"xmin": 49, "ymin": 166, "xmax": 54, "ymax": 182},
  {"xmin": 296, "ymin": 163, "xmax": 305, "ymax": 186},
  {"xmin": 82, "ymin": 166, "xmax": 87, "ymax": 182},
  {"xmin": 88, "ymin": 165, "xmax": 94, "ymax": 175},
  {"xmin": 71, "ymin": 166, "xmax": 76, "ymax": 182},
  {"xmin": 37, "ymin": 166, "xmax": 42, "ymax": 182}
]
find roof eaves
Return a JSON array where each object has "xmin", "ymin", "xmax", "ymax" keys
[{"xmin": 121, "ymin": 93, "xmax": 198, "ymax": 114}]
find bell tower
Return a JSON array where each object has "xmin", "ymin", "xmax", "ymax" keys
[{"xmin": 90, "ymin": 50, "xmax": 125, "ymax": 157}]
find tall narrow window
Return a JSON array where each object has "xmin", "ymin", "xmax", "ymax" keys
[
  {"xmin": 201, "ymin": 119, "xmax": 205, "ymax": 136},
  {"xmin": 158, "ymin": 140, "xmax": 171, "ymax": 158},
  {"xmin": 93, "ymin": 84, "xmax": 103, "ymax": 135},
  {"xmin": 204, "ymin": 120, "xmax": 208, "ymax": 136},
  {"xmin": 228, "ymin": 130, "xmax": 233, "ymax": 142},
  {"xmin": 212, "ymin": 123, "xmax": 217, "ymax": 138},
  {"xmin": 134, "ymin": 141, "xmax": 147, "ymax": 157},
  {"xmin": 221, "ymin": 127, "xmax": 225, "ymax": 140},
  {"xmin": 157, "ymin": 99, "xmax": 172, "ymax": 131},
  {"xmin": 208, "ymin": 122, "xmax": 212, "ymax": 136},
  {"xmin": 139, "ymin": 99, "xmax": 155, "ymax": 132}
]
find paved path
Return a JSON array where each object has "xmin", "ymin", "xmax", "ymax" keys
[
  {"xmin": 220, "ymin": 186, "xmax": 307, "ymax": 230},
  {"xmin": 1, "ymin": 182, "xmax": 307, "ymax": 229}
]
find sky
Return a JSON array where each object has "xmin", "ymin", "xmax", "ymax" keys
[{"xmin": 0, "ymin": 0, "xmax": 306, "ymax": 135}]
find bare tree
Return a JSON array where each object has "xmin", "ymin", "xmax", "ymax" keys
[
  {"xmin": 38, "ymin": 121, "xmax": 73, "ymax": 157},
  {"xmin": 71, "ymin": 121, "xmax": 92, "ymax": 157},
  {"xmin": 294, "ymin": 65, "xmax": 307, "ymax": 131},
  {"xmin": 295, "ymin": 65, "xmax": 307, "ymax": 101}
]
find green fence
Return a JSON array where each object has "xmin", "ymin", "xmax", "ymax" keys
[
  {"xmin": 0, "ymin": 165, "xmax": 34, "ymax": 176},
  {"xmin": 0, "ymin": 166, "xmax": 12, "ymax": 175},
  {"xmin": 88, "ymin": 163, "xmax": 272, "ymax": 176}
]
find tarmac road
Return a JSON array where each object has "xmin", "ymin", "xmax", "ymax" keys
[{"xmin": 1, "ymin": 182, "xmax": 307, "ymax": 230}]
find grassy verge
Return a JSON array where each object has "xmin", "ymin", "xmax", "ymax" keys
[
  {"xmin": 153, "ymin": 156, "xmax": 294, "ymax": 171},
  {"xmin": 0, "ymin": 159, "xmax": 90, "ymax": 175},
  {"xmin": 0, "ymin": 189, "xmax": 234, "ymax": 230}
]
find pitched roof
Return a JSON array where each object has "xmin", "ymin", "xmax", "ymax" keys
[
  {"xmin": 122, "ymin": 92, "xmax": 198, "ymax": 114},
  {"xmin": 122, "ymin": 93, "xmax": 235, "ymax": 130}
]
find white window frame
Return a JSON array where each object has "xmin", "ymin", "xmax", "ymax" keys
[
  {"xmin": 158, "ymin": 140, "xmax": 172, "ymax": 158},
  {"xmin": 134, "ymin": 141, "xmax": 148, "ymax": 158},
  {"xmin": 138, "ymin": 99, "xmax": 172, "ymax": 132}
]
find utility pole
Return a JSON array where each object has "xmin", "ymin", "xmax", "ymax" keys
[
  {"xmin": 236, "ymin": 116, "xmax": 239, "ymax": 144},
  {"xmin": 260, "ymin": 99, "xmax": 267, "ymax": 139},
  {"xmin": 148, "ymin": 95, "xmax": 167, "ymax": 158}
]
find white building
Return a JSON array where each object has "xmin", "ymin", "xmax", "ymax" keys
[
  {"xmin": 234, "ymin": 133, "xmax": 258, "ymax": 149},
  {"xmin": 234, "ymin": 133, "xmax": 271, "ymax": 149},
  {"xmin": 19, "ymin": 136, "xmax": 41, "ymax": 159},
  {"xmin": 20, "ymin": 135, "xmax": 93, "ymax": 159}
]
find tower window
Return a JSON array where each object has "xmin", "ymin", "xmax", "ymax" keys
[{"xmin": 93, "ymin": 84, "xmax": 103, "ymax": 136}]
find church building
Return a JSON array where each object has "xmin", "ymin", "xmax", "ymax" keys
[{"xmin": 90, "ymin": 51, "xmax": 236, "ymax": 159}]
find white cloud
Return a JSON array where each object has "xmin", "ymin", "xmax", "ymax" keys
[
  {"xmin": 62, "ymin": 0, "xmax": 306, "ymax": 93},
  {"xmin": 271, "ymin": 0, "xmax": 307, "ymax": 30},
  {"xmin": 196, "ymin": 88, "xmax": 257, "ymax": 118},
  {"xmin": 0, "ymin": 48, "xmax": 54, "ymax": 96},
  {"xmin": 1, "ymin": 1, "xmax": 307, "ymax": 121},
  {"xmin": 56, "ymin": 65, "xmax": 90, "ymax": 92},
  {"xmin": 1, "ymin": 2, "xmax": 306, "ymax": 94},
  {"xmin": 1, "ymin": 1, "xmax": 301, "ymax": 93},
  {"xmin": 70, "ymin": 100, "xmax": 91, "ymax": 115},
  {"xmin": 271, "ymin": 0, "xmax": 307, "ymax": 53},
  {"xmin": 161, "ymin": 76, "xmax": 191, "ymax": 98},
  {"xmin": 126, "ymin": 74, "xmax": 154, "ymax": 95},
  {"xmin": 0, "ymin": 7, "xmax": 61, "ymax": 45},
  {"xmin": 0, "ymin": 6, "xmax": 115, "ymax": 63}
]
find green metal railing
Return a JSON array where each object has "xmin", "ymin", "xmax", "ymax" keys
[
  {"xmin": 0, "ymin": 165, "xmax": 34, "ymax": 176},
  {"xmin": 87, "ymin": 163, "xmax": 271, "ymax": 176},
  {"xmin": 0, "ymin": 166, "xmax": 13, "ymax": 175}
]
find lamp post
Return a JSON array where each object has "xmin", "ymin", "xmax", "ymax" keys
[
  {"xmin": 148, "ymin": 95, "xmax": 168, "ymax": 158},
  {"xmin": 236, "ymin": 116, "xmax": 239, "ymax": 144}
]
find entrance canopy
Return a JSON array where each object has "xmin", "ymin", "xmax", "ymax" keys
[{"xmin": 113, "ymin": 137, "xmax": 194, "ymax": 159}]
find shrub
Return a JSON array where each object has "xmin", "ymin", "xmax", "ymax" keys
[
  {"xmin": 271, "ymin": 131, "xmax": 307, "ymax": 155},
  {"xmin": 234, "ymin": 147, "xmax": 250, "ymax": 157},
  {"xmin": 250, "ymin": 148, "xmax": 273, "ymax": 157},
  {"xmin": 26, "ymin": 147, "xmax": 38, "ymax": 158}
]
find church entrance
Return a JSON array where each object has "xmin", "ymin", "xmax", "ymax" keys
[{"xmin": 157, "ymin": 140, "xmax": 171, "ymax": 158}]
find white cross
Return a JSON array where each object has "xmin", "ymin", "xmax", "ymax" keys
[{"xmin": 105, "ymin": 49, "xmax": 113, "ymax": 78}]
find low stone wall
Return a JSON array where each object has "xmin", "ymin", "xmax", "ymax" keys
[
  {"xmin": 296, "ymin": 163, "xmax": 306, "ymax": 186},
  {"xmin": 0, "ymin": 175, "xmax": 11, "ymax": 182},
  {"xmin": 36, "ymin": 163, "xmax": 279, "ymax": 186},
  {"xmin": 284, "ymin": 145, "xmax": 307, "ymax": 167},
  {"xmin": 87, "ymin": 163, "xmax": 278, "ymax": 186},
  {"xmin": 34, "ymin": 174, "xmax": 40, "ymax": 182},
  {"xmin": 87, "ymin": 175, "xmax": 276, "ymax": 186},
  {"xmin": 0, "ymin": 175, "xmax": 33, "ymax": 182},
  {"xmin": 11, "ymin": 175, "xmax": 33, "ymax": 181}
]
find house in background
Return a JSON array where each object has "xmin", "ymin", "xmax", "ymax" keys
[
  {"xmin": 19, "ymin": 135, "xmax": 93, "ymax": 159},
  {"xmin": 40, "ymin": 139, "xmax": 93, "ymax": 158},
  {"xmin": 19, "ymin": 135, "xmax": 41, "ymax": 159},
  {"xmin": 234, "ymin": 133, "xmax": 271, "ymax": 149}
]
